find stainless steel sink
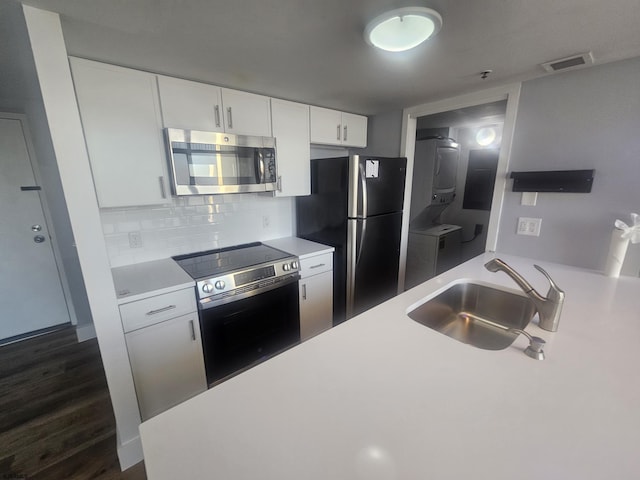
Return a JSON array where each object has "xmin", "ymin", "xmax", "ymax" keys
[{"xmin": 408, "ymin": 281, "xmax": 537, "ymax": 350}]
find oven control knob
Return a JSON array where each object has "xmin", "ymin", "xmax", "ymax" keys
[
  {"xmin": 214, "ymin": 280, "xmax": 225, "ymax": 290},
  {"xmin": 283, "ymin": 263, "xmax": 291, "ymax": 271},
  {"xmin": 291, "ymin": 261, "xmax": 299, "ymax": 270},
  {"xmin": 202, "ymin": 283, "xmax": 214, "ymax": 293}
]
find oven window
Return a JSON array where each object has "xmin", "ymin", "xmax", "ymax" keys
[{"xmin": 199, "ymin": 281, "xmax": 300, "ymax": 385}]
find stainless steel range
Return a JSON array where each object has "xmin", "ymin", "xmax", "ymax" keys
[{"xmin": 173, "ymin": 242, "xmax": 301, "ymax": 386}]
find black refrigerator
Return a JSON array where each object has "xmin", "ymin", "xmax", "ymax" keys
[{"xmin": 296, "ymin": 155, "xmax": 407, "ymax": 324}]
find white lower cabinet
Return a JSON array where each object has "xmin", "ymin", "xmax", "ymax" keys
[
  {"xmin": 121, "ymin": 288, "xmax": 206, "ymax": 420},
  {"xmin": 299, "ymin": 252, "xmax": 333, "ymax": 341}
]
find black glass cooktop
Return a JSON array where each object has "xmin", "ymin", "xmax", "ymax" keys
[{"xmin": 173, "ymin": 242, "xmax": 291, "ymax": 280}]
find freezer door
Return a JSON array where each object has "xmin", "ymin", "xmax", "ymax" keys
[
  {"xmin": 346, "ymin": 212, "xmax": 403, "ymax": 318},
  {"xmin": 348, "ymin": 156, "xmax": 407, "ymax": 218}
]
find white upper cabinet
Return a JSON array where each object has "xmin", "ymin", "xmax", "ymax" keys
[
  {"xmin": 70, "ymin": 57, "xmax": 169, "ymax": 208},
  {"xmin": 270, "ymin": 98, "xmax": 310, "ymax": 197},
  {"xmin": 309, "ymin": 106, "xmax": 368, "ymax": 148},
  {"xmin": 157, "ymin": 76, "xmax": 224, "ymax": 132},
  {"xmin": 341, "ymin": 112, "xmax": 368, "ymax": 148},
  {"xmin": 221, "ymin": 88, "xmax": 272, "ymax": 137},
  {"xmin": 157, "ymin": 76, "xmax": 272, "ymax": 137}
]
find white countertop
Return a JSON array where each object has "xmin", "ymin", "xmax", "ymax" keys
[
  {"xmin": 264, "ymin": 236, "xmax": 334, "ymax": 259},
  {"xmin": 111, "ymin": 258, "xmax": 194, "ymax": 305},
  {"xmin": 139, "ymin": 252, "xmax": 640, "ymax": 479}
]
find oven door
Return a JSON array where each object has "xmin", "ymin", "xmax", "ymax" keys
[{"xmin": 199, "ymin": 278, "xmax": 300, "ymax": 386}]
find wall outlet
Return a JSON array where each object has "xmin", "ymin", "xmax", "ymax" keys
[
  {"xmin": 517, "ymin": 217, "xmax": 542, "ymax": 236},
  {"xmin": 128, "ymin": 231, "xmax": 144, "ymax": 248}
]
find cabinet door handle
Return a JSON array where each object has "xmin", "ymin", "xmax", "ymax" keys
[
  {"xmin": 227, "ymin": 107, "xmax": 233, "ymax": 129},
  {"xmin": 309, "ymin": 263, "xmax": 326, "ymax": 269},
  {"xmin": 214, "ymin": 105, "xmax": 221, "ymax": 127},
  {"xmin": 343, "ymin": 125, "xmax": 348, "ymax": 141},
  {"xmin": 302, "ymin": 284, "xmax": 307, "ymax": 300},
  {"xmin": 336, "ymin": 125, "xmax": 341, "ymax": 141},
  {"xmin": 145, "ymin": 304, "xmax": 176, "ymax": 316},
  {"xmin": 159, "ymin": 176, "xmax": 167, "ymax": 198},
  {"xmin": 189, "ymin": 319, "xmax": 196, "ymax": 341}
]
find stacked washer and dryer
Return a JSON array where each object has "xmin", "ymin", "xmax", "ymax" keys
[{"xmin": 405, "ymin": 136, "xmax": 462, "ymax": 290}]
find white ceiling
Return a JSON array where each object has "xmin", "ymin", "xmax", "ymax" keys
[{"xmin": 20, "ymin": 0, "xmax": 640, "ymax": 115}]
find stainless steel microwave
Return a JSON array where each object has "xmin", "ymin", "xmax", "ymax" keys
[{"xmin": 165, "ymin": 128, "xmax": 277, "ymax": 195}]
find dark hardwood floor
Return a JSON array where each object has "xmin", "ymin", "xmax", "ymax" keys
[{"xmin": 0, "ymin": 326, "xmax": 147, "ymax": 479}]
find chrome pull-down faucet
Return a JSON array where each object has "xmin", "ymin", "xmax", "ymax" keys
[{"xmin": 484, "ymin": 258, "xmax": 565, "ymax": 332}]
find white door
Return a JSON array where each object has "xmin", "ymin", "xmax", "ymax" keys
[{"xmin": 0, "ymin": 117, "xmax": 70, "ymax": 340}]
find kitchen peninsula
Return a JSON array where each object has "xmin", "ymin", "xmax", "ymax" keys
[{"xmin": 140, "ymin": 252, "xmax": 640, "ymax": 479}]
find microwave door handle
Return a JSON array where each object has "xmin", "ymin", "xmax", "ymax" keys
[{"xmin": 255, "ymin": 151, "xmax": 265, "ymax": 184}]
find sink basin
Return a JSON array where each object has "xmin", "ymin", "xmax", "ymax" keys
[{"xmin": 408, "ymin": 281, "xmax": 537, "ymax": 350}]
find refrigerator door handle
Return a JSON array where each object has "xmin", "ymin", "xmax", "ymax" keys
[
  {"xmin": 356, "ymin": 219, "xmax": 367, "ymax": 265},
  {"xmin": 358, "ymin": 162, "xmax": 368, "ymax": 218}
]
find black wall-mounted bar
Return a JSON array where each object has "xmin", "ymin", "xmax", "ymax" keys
[{"xmin": 510, "ymin": 169, "xmax": 595, "ymax": 193}]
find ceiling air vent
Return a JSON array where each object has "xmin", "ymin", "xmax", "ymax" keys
[{"xmin": 541, "ymin": 52, "xmax": 594, "ymax": 73}]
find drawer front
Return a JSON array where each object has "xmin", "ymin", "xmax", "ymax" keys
[
  {"xmin": 120, "ymin": 287, "xmax": 197, "ymax": 333},
  {"xmin": 299, "ymin": 252, "xmax": 333, "ymax": 278}
]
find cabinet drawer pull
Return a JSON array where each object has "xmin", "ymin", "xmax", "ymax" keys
[
  {"xmin": 336, "ymin": 125, "xmax": 341, "ymax": 141},
  {"xmin": 309, "ymin": 263, "xmax": 326, "ymax": 269},
  {"xmin": 145, "ymin": 305, "xmax": 176, "ymax": 316},
  {"xmin": 227, "ymin": 107, "xmax": 233, "ymax": 129},
  {"xmin": 214, "ymin": 105, "xmax": 221, "ymax": 127},
  {"xmin": 302, "ymin": 284, "xmax": 307, "ymax": 300},
  {"xmin": 189, "ymin": 319, "xmax": 196, "ymax": 341}
]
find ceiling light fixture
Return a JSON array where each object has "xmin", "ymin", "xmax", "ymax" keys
[{"xmin": 364, "ymin": 7, "xmax": 442, "ymax": 52}]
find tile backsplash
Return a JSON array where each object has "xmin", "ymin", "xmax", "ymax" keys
[{"xmin": 101, "ymin": 194, "xmax": 294, "ymax": 267}]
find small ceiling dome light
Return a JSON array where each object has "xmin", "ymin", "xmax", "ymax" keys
[
  {"xmin": 476, "ymin": 126, "xmax": 499, "ymax": 146},
  {"xmin": 365, "ymin": 7, "xmax": 443, "ymax": 52}
]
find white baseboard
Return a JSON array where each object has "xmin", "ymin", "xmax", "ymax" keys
[
  {"xmin": 75, "ymin": 323, "xmax": 96, "ymax": 342},
  {"xmin": 118, "ymin": 434, "xmax": 144, "ymax": 471}
]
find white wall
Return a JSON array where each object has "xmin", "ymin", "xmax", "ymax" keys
[
  {"xmin": 496, "ymin": 56, "xmax": 640, "ymax": 275},
  {"xmin": 23, "ymin": 5, "xmax": 143, "ymax": 468},
  {"xmin": 102, "ymin": 194, "xmax": 293, "ymax": 267},
  {"xmin": 352, "ymin": 109, "xmax": 403, "ymax": 157},
  {"xmin": 0, "ymin": 0, "xmax": 93, "ymax": 331}
]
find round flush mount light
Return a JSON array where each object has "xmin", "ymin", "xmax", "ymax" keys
[
  {"xmin": 365, "ymin": 7, "xmax": 443, "ymax": 52},
  {"xmin": 476, "ymin": 126, "xmax": 500, "ymax": 146}
]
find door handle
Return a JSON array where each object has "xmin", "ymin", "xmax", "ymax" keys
[
  {"xmin": 189, "ymin": 319, "xmax": 196, "ymax": 341},
  {"xmin": 255, "ymin": 151, "xmax": 265, "ymax": 184},
  {"xmin": 356, "ymin": 219, "xmax": 367, "ymax": 265},
  {"xmin": 227, "ymin": 107, "xmax": 233, "ymax": 129},
  {"xmin": 337, "ymin": 125, "xmax": 341, "ymax": 141},
  {"xmin": 214, "ymin": 105, "xmax": 221, "ymax": 127},
  {"xmin": 302, "ymin": 283, "xmax": 307, "ymax": 300},
  {"xmin": 358, "ymin": 162, "xmax": 368, "ymax": 219},
  {"xmin": 34, "ymin": 235, "xmax": 46, "ymax": 243},
  {"xmin": 32, "ymin": 224, "xmax": 42, "ymax": 232},
  {"xmin": 343, "ymin": 125, "xmax": 348, "ymax": 141}
]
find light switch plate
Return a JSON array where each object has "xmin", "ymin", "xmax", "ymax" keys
[{"xmin": 517, "ymin": 217, "xmax": 542, "ymax": 236}]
